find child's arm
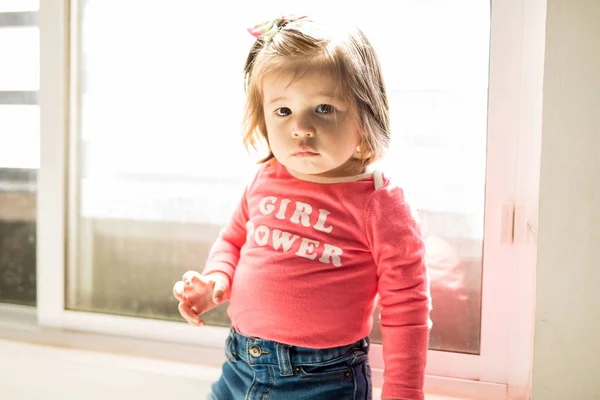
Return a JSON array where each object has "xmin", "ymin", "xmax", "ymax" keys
[
  {"xmin": 173, "ymin": 175, "xmax": 255, "ymax": 326},
  {"xmin": 202, "ymin": 179, "xmax": 253, "ymax": 281},
  {"xmin": 173, "ymin": 195, "xmax": 246, "ymax": 325},
  {"xmin": 367, "ymin": 185, "xmax": 431, "ymax": 400}
]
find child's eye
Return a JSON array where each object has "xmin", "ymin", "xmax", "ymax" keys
[
  {"xmin": 315, "ymin": 104, "xmax": 335, "ymax": 114},
  {"xmin": 275, "ymin": 107, "xmax": 292, "ymax": 116}
]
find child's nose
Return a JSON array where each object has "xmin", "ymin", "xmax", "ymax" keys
[{"xmin": 292, "ymin": 116, "xmax": 315, "ymax": 138}]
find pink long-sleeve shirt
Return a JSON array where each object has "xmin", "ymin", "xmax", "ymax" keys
[{"xmin": 203, "ymin": 160, "xmax": 431, "ymax": 400}]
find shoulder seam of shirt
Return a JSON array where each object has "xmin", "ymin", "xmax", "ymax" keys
[{"xmin": 363, "ymin": 178, "xmax": 388, "ymax": 251}]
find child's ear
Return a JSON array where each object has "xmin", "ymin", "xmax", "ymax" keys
[{"xmin": 355, "ymin": 137, "xmax": 374, "ymax": 163}]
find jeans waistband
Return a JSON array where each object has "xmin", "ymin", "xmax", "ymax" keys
[{"xmin": 225, "ymin": 328, "xmax": 370, "ymax": 377}]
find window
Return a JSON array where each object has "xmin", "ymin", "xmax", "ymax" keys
[
  {"xmin": 37, "ymin": 0, "xmax": 542, "ymax": 397},
  {"xmin": 67, "ymin": 0, "xmax": 489, "ymax": 354},
  {"xmin": 0, "ymin": 0, "xmax": 39, "ymax": 306}
]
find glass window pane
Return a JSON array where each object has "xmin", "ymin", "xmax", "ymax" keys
[
  {"xmin": 0, "ymin": 28, "xmax": 39, "ymax": 91},
  {"xmin": 70, "ymin": 0, "xmax": 489, "ymax": 354},
  {"xmin": 0, "ymin": 106, "xmax": 39, "ymax": 169},
  {"xmin": 0, "ymin": 106, "xmax": 38, "ymax": 306},
  {"xmin": 0, "ymin": 9, "xmax": 38, "ymax": 306},
  {"xmin": 0, "ymin": 1, "xmax": 39, "ymax": 12},
  {"xmin": 0, "ymin": 167, "xmax": 37, "ymax": 306}
]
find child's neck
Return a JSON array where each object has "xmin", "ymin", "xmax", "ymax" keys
[{"xmin": 285, "ymin": 161, "xmax": 372, "ymax": 184}]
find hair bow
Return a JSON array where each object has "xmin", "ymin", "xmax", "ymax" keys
[{"xmin": 247, "ymin": 15, "xmax": 307, "ymax": 42}]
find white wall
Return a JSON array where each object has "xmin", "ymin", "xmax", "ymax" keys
[{"xmin": 532, "ymin": 0, "xmax": 600, "ymax": 399}]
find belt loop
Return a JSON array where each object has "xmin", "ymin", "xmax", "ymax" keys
[{"xmin": 276, "ymin": 343, "xmax": 294, "ymax": 376}]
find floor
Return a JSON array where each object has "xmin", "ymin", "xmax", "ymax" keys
[{"xmin": 0, "ymin": 339, "xmax": 475, "ymax": 400}]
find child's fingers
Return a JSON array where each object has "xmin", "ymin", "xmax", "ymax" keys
[
  {"xmin": 178, "ymin": 302, "xmax": 205, "ymax": 326},
  {"xmin": 183, "ymin": 270, "xmax": 203, "ymax": 286},
  {"xmin": 172, "ymin": 281, "xmax": 186, "ymax": 302}
]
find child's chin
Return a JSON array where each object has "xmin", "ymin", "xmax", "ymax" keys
[{"xmin": 285, "ymin": 161, "xmax": 329, "ymax": 176}]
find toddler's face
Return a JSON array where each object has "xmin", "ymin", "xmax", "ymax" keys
[{"xmin": 262, "ymin": 68, "xmax": 364, "ymax": 178}]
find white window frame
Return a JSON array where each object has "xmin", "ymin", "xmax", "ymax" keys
[{"xmin": 34, "ymin": 0, "xmax": 546, "ymax": 399}]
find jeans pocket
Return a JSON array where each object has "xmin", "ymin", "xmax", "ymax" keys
[
  {"xmin": 295, "ymin": 363, "xmax": 354, "ymax": 383},
  {"xmin": 294, "ymin": 350, "xmax": 359, "ymax": 384}
]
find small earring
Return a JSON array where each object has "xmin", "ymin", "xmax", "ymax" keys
[{"xmin": 355, "ymin": 145, "xmax": 365, "ymax": 158}]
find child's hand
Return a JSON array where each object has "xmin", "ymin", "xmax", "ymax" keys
[{"xmin": 172, "ymin": 271, "xmax": 230, "ymax": 326}]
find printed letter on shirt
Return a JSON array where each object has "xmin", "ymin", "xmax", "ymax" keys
[
  {"xmin": 313, "ymin": 209, "xmax": 333, "ymax": 233},
  {"xmin": 319, "ymin": 244, "xmax": 343, "ymax": 267},
  {"xmin": 290, "ymin": 201, "xmax": 312, "ymax": 227},
  {"xmin": 272, "ymin": 229, "xmax": 300, "ymax": 252},
  {"xmin": 253, "ymin": 225, "xmax": 270, "ymax": 246},
  {"xmin": 296, "ymin": 238, "xmax": 320, "ymax": 260},
  {"xmin": 258, "ymin": 196, "xmax": 277, "ymax": 215},
  {"xmin": 276, "ymin": 198, "xmax": 291, "ymax": 220}
]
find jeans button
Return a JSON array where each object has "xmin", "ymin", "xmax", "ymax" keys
[{"xmin": 249, "ymin": 345, "xmax": 262, "ymax": 358}]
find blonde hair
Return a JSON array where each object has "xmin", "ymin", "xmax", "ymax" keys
[{"xmin": 243, "ymin": 18, "xmax": 390, "ymax": 165}]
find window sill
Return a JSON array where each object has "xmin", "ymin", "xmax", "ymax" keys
[{"xmin": 0, "ymin": 304, "xmax": 506, "ymax": 400}]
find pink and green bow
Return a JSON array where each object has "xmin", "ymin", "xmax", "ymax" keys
[{"xmin": 247, "ymin": 15, "xmax": 307, "ymax": 42}]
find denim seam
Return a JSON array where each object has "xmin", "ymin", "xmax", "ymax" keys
[
  {"xmin": 353, "ymin": 364, "xmax": 359, "ymax": 400},
  {"xmin": 245, "ymin": 359, "xmax": 257, "ymax": 400},
  {"xmin": 298, "ymin": 368, "xmax": 353, "ymax": 383},
  {"xmin": 265, "ymin": 365, "xmax": 274, "ymax": 400},
  {"xmin": 225, "ymin": 336, "xmax": 236, "ymax": 363},
  {"xmin": 300, "ymin": 348, "xmax": 362, "ymax": 367},
  {"xmin": 246, "ymin": 338, "xmax": 254, "ymax": 365},
  {"xmin": 268, "ymin": 365, "xmax": 274, "ymax": 386},
  {"xmin": 364, "ymin": 363, "xmax": 372, "ymax": 400}
]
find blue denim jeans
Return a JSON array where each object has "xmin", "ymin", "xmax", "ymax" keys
[{"xmin": 208, "ymin": 328, "xmax": 372, "ymax": 400}]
